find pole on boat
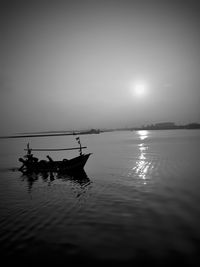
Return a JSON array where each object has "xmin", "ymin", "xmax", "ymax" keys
[
  {"xmin": 27, "ymin": 143, "xmax": 32, "ymax": 155},
  {"xmin": 76, "ymin": 137, "xmax": 82, "ymax": 155},
  {"xmin": 24, "ymin": 147, "xmax": 87, "ymax": 151},
  {"xmin": 23, "ymin": 137, "xmax": 86, "ymax": 154}
]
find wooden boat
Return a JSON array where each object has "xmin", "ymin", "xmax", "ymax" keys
[{"xmin": 18, "ymin": 137, "xmax": 92, "ymax": 174}]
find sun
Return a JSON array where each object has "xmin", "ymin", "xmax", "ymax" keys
[
  {"xmin": 134, "ymin": 83, "xmax": 146, "ymax": 96},
  {"xmin": 130, "ymin": 81, "xmax": 148, "ymax": 97}
]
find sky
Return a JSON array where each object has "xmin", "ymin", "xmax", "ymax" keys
[{"xmin": 1, "ymin": 0, "xmax": 200, "ymax": 134}]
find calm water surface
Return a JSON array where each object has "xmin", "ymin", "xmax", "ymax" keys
[{"xmin": 0, "ymin": 130, "xmax": 200, "ymax": 266}]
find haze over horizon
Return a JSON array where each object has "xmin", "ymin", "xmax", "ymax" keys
[{"xmin": 1, "ymin": 0, "xmax": 200, "ymax": 134}]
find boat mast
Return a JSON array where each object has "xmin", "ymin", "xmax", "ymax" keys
[
  {"xmin": 76, "ymin": 137, "xmax": 83, "ymax": 155},
  {"xmin": 27, "ymin": 143, "xmax": 32, "ymax": 155}
]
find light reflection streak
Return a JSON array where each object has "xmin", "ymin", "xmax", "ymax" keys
[
  {"xmin": 133, "ymin": 130, "xmax": 151, "ymax": 184},
  {"xmin": 137, "ymin": 130, "xmax": 148, "ymax": 141}
]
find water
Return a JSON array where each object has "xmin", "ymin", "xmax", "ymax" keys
[{"xmin": 0, "ymin": 130, "xmax": 200, "ymax": 266}]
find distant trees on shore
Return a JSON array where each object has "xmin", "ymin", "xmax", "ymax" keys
[{"xmin": 133, "ymin": 122, "xmax": 200, "ymax": 131}]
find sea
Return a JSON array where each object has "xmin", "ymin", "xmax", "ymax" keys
[{"xmin": 0, "ymin": 129, "xmax": 200, "ymax": 266}]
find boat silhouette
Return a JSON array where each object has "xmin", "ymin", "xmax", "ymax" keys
[{"xmin": 18, "ymin": 137, "xmax": 92, "ymax": 174}]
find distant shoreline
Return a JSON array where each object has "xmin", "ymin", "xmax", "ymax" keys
[
  {"xmin": 110, "ymin": 122, "xmax": 200, "ymax": 132},
  {"xmin": 0, "ymin": 129, "xmax": 100, "ymax": 139},
  {"xmin": 0, "ymin": 123, "xmax": 199, "ymax": 139},
  {"xmin": 132, "ymin": 124, "xmax": 200, "ymax": 131}
]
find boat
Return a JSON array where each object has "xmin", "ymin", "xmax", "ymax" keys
[{"xmin": 18, "ymin": 137, "xmax": 92, "ymax": 174}]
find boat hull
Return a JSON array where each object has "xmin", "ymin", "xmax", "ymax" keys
[{"xmin": 19, "ymin": 153, "xmax": 92, "ymax": 174}]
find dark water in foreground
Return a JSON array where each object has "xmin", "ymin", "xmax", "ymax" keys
[{"xmin": 0, "ymin": 130, "xmax": 200, "ymax": 266}]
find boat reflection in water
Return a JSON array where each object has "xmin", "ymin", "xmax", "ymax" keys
[{"xmin": 21, "ymin": 169, "xmax": 92, "ymax": 194}]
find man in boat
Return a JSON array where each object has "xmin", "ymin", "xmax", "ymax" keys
[
  {"xmin": 18, "ymin": 153, "xmax": 39, "ymax": 171},
  {"xmin": 46, "ymin": 155, "xmax": 54, "ymax": 162},
  {"xmin": 24, "ymin": 143, "xmax": 39, "ymax": 164},
  {"xmin": 25, "ymin": 153, "xmax": 38, "ymax": 163}
]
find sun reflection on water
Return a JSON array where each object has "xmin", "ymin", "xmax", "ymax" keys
[
  {"xmin": 137, "ymin": 130, "xmax": 148, "ymax": 141},
  {"xmin": 132, "ymin": 130, "xmax": 151, "ymax": 184}
]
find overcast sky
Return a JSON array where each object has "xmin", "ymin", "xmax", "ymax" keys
[{"xmin": 1, "ymin": 0, "xmax": 200, "ymax": 134}]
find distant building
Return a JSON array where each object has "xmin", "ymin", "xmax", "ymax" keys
[
  {"xmin": 185, "ymin": 123, "xmax": 200, "ymax": 129},
  {"xmin": 154, "ymin": 122, "xmax": 175, "ymax": 129}
]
